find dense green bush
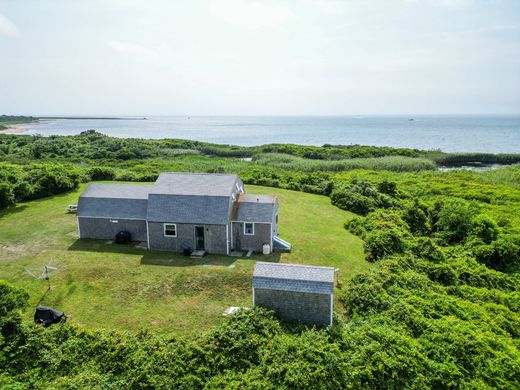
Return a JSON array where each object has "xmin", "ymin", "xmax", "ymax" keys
[
  {"xmin": 339, "ymin": 256, "xmax": 520, "ymax": 388},
  {"xmin": 488, "ymin": 234, "xmax": 520, "ymax": 272},
  {"xmin": 432, "ymin": 198, "xmax": 477, "ymax": 244},
  {"xmin": 364, "ymin": 228, "xmax": 407, "ymax": 262},
  {"xmin": 469, "ymin": 214, "xmax": 499, "ymax": 244},
  {"xmin": 402, "ymin": 198, "xmax": 430, "ymax": 235},
  {"xmin": 331, "ymin": 180, "xmax": 398, "ymax": 215},
  {"xmin": 411, "ymin": 237, "xmax": 445, "ymax": 262},
  {"xmin": 0, "ymin": 182, "xmax": 15, "ymax": 209},
  {"xmin": 86, "ymin": 166, "xmax": 117, "ymax": 181},
  {"xmin": 0, "ymin": 162, "xmax": 81, "ymax": 209}
]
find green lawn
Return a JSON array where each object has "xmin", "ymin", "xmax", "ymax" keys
[{"xmin": 0, "ymin": 184, "xmax": 366, "ymax": 335}]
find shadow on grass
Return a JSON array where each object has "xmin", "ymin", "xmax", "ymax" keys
[
  {"xmin": 140, "ymin": 253, "xmax": 236, "ymax": 267},
  {"xmin": 141, "ymin": 251, "xmax": 281, "ymax": 267},
  {"xmin": 68, "ymin": 239, "xmax": 282, "ymax": 267},
  {"xmin": 0, "ymin": 204, "xmax": 29, "ymax": 218},
  {"xmin": 68, "ymin": 239, "xmax": 148, "ymax": 254}
]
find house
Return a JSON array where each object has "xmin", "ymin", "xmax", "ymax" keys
[
  {"xmin": 252, "ymin": 262, "xmax": 335, "ymax": 326},
  {"xmin": 76, "ymin": 172, "xmax": 286, "ymax": 255}
]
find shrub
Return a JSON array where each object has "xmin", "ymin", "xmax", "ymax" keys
[
  {"xmin": 364, "ymin": 210, "xmax": 409, "ymax": 232},
  {"xmin": 377, "ymin": 180, "xmax": 398, "ymax": 197},
  {"xmin": 433, "ymin": 198, "xmax": 476, "ymax": 244},
  {"xmin": 87, "ymin": 166, "xmax": 116, "ymax": 181},
  {"xmin": 345, "ymin": 217, "xmax": 367, "ymax": 238},
  {"xmin": 331, "ymin": 180, "xmax": 399, "ymax": 216},
  {"xmin": 491, "ymin": 234, "xmax": 520, "ymax": 272},
  {"xmin": 339, "ymin": 272, "xmax": 395, "ymax": 315},
  {"xmin": 331, "ymin": 189, "xmax": 376, "ymax": 215},
  {"xmin": 0, "ymin": 182, "xmax": 15, "ymax": 209},
  {"xmin": 364, "ymin": 228, "xmax": 406, "ymax": 262},
  {"xmin": 411, "ymin": 237, "xmax": 445, "ymax": 263},
  {"xmin": 469, "ymin": 214, "xmax": 499, "ymax": 244},
  {"xmin": 402, "ymin": 199, "xmax": 430, "ymax": 236}
]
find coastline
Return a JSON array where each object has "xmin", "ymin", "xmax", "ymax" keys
[
  {"xmin": 0, "ymin": 125, "xmax": 30, "ymax": 134},
  {"xmin": 0, "ymin": 118, "xmax": 39, "ymax": 134}
]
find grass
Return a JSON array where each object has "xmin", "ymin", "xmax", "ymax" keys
[
  {"xmin": 253, "ymin": 153, "xmax": 436, "ymax": 172},
  {"xmin": 0, "ymin": 184, "xmax": 366, "ymax": 335}
]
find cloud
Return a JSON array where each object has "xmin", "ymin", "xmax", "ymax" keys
[
  {"xmin": 304, "ymin": 0, "xmax": 346, "ymax": 15},
  {"xmin": 0, "ymin": 13, "xmax": 19, "ymax": 37},
  {"xmin": 107, "ymin": 40, "xmax": 158, "ymax": 60},
  {"xmin": 407, "ymin": 0, "xmax": 473, "ymax": 7},
  {"xmin": 208, "ymin": 0, "xmax": 295, "ymax": 30},
  {"xmin": 430, "ymin": 0, "xmax": 472, "ymax": 7}
]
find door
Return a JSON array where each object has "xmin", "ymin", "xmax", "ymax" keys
[{"xmin": 195, "ymin": 226, "xmax": 205, "ymax": 250}]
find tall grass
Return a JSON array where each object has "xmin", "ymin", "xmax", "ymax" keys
[
  {"xmin": 434, "ymin": 153, "xmax": 520, "ymax": 165},
  {"xmin": 252, "ymin": 153, "xmax": 436, "ymax": 172}
]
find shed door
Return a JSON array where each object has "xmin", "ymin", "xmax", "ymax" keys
[{"xmin": 195, "ymin": 226, "xmax": 205, "ymax": 250}]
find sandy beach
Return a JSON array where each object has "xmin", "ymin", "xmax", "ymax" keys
[{"xmin": 0, "ymin": 126, "xmax": 29, "ymax": 134}]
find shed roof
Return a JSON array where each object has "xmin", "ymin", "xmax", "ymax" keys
[
  {"xmin": 232, "ymin": 194, "xmax": 277, "ymax": 223},
  {"xmin": 253, "ymin": 262, "xmax": 335, "ymax": 294},
  {"xmin": 151, "ymin": 172, "xmax": 240, "ymax": 196}
]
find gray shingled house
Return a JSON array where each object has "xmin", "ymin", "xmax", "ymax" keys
[
  {"xmin": 77, "ymin": 172, "xmax": 286, "ymax": 255},
  {"xmin": 252, "ymin": 262, "xmax": 335, "ymax": 326}
]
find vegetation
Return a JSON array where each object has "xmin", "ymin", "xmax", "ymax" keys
[
  {"xmin": 0, "ymin": 162, "xmax": 81, "ymax": 208},
  {"xmin": 433, "ymin": 152, "xmax": 520, "ymax": 165},
  {"xmin": 253, "ymin": 153, "xmax": 436, "ymax": 172},
  {"xmin": 1, "ymin": 131, "xmax": 520, "ymax": 388}
]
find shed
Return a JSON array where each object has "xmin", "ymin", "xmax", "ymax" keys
[{"xmin": 252, "ymin": 262, "xmax": 335, "ymax": 326}]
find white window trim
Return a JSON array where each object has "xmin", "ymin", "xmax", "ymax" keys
[
  {"xmin": 244, "ymin": 222, "xmax": 255, "ymax": 235},
  {"xmin": 163, "ymin": 223, "xmax": 177, "ymax": 237}
]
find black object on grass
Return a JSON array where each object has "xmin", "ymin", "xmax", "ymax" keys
[{"xmin": 34, "ymin": 305, "xmax": 66, "ymax": 327}]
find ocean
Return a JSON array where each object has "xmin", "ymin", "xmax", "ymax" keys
[{"xmin": 16, "ymin": 115, "xmax": 520, "ymax": 153}]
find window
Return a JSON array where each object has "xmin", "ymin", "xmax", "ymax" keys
[
  {"xmin": 276, "ymin": 214, "xmax": 278, "ymax": 224},
  {"xmin": 244, "ymin": 222, "xmax": 254, "ymax": 235},
  {"xmin": 164, "ymin": 223, "xmax": 177, "ymax": 237}
]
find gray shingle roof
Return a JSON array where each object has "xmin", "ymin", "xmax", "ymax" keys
[
  {"xmin": 78, "ymin": 198, "xmax": 149, "ymax": 219},
  {"xmin": 146, "ymin": 194, "xmax": 231, "ymax": 224},
  {"xmin": 233, "ymin": 194, "xmax": 277, "ymax": 223},
  {"xmin": 81, "ymin": 184, "xmax": 153, "ymax": 199},
  {"xmin": 151, "ymin": 172, "xmax": 239, "ymax": 196},
  {"xmin": 253, "ymin": 262, "xmax": 335, "ymax": 294},
  {"xmin": 78, "ymin": 184, "xmax": 152, "ymax": 219}
]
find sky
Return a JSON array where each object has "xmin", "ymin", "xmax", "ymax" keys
[{"xmin": 0, "ymin": 0, "xmax": 519, "ymax": 116}]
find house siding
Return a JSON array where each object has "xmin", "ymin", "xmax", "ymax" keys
[
  {"xmin": 148, "ymin": 222, "xmax": 228, "ymax": 254},
  {"xmin": 232, "ymin": 222, "xmax": 271, "ymax": 252},
  {"xmin": 272, "ymin": 201, "xmax": 279, "ymax": 237},
  {"xmin": 254, "ymin": 288, "xmax": 332, "ymax": 326},
  {"xmin": 78, "ymin": 217, "xmax": 148, "ymax": 242}
]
